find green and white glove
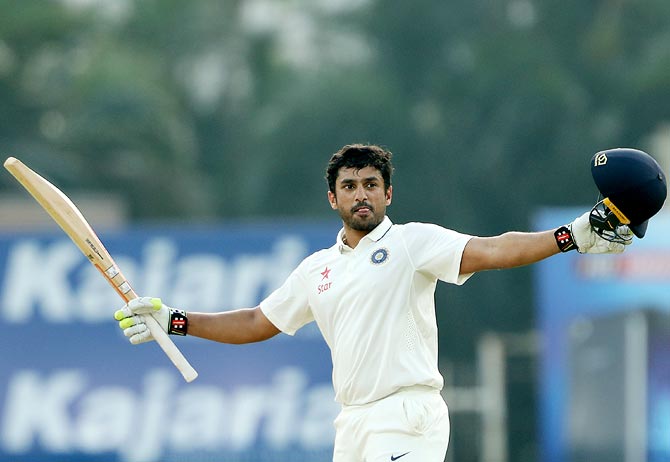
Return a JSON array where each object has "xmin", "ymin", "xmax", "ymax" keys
[
  {"xmin": 114, "ymin": 297, "xmax": 188, "ymax": 344},
  {"xmin": 569, "ymin": 211, "xmax": 632, "ymax": 254}
]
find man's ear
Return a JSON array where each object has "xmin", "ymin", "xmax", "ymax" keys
[
  {"xmin": 385, "ymin": 185, "xmax": 393, "ymax": 205},
  {"xmin": 328, "ymin": 190, "xmax": 338, "ymax": 209}
]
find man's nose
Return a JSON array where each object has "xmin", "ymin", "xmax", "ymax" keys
[{"xmin": 354, "ymin": 185, "xmax": 368, "ymax": 201}]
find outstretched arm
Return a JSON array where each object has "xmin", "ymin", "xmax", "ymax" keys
[
  {"xmin": 460, "ymin": 211, "xmax": 631, "ymax": 275},
  {"xmin": 115, "ymin": 298, "xmax": 281, "ymax": 345},
  {"xmin": 460, "ymin": 230, "xmax": 559, "ymax": 274},
  {"xmin": 187, "ymin": 307, "xmax": 281, "ymax": 344}
]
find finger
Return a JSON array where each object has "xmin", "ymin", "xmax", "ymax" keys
[
  {"xmin": 622, "ymin": 231, "xmax": 634, "ymax": 244},
  {"xmin": 127, "ymin": 297, "xmax": 158, "ymax": 312},
  {"xmin": 119, "ymin": 315, "xmax": 143, "ymax": 330},
  {"xmin": 123, "ymin": 322, "xmax": 148, "ymax": 338},
  {"xmin": 609, "ymin": 243, "xmax": 625, "ymax": 253},
  {"xmin": 130, "ymin": 329, "xmax": 154, "ymax": 345},
  {"xmin": 114, "ymin": 306, "xmax": 133, "ymax": 321},
  {"xmin": 114, "ymin": 297, "xmax": 161, "ymax": 321},
  {"xmin": 121, "ymin": 297, "xmax": 162, "ymax": 317}
]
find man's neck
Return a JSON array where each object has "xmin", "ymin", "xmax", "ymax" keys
[{"xmin": 342, "ymin": 228, "xmax": 369, "ymax": 249}]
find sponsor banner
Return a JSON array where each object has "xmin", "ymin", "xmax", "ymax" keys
[
  {"xmin": 0, "ymin": 222, "xmax": 341, "ymax": 462},
  {"xmin": 534, "ymin": 209, "xmax": 670, "ymax": 462}
]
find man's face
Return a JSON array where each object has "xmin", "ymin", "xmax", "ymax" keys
[{"xmin": 328, "ymin": 166, "xmax": 392, "ymax": 232}]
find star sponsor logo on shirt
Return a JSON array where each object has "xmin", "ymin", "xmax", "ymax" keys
[
  {"xmin": 318, "ymin": 266, "xmax": 332, "ymax": 294},
  {"xmin": 370, "ymin": 247, "xmax": 390, "ymax": 265}
]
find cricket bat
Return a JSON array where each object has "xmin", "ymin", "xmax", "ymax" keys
[{"xmin": 3, "ymin": 157, "xmax": 198, "ymax": 382}]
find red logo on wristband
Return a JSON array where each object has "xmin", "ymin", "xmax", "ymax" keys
[{"xmin": 556, "ymin": 230, "xmax": 571, "ymax": 243}]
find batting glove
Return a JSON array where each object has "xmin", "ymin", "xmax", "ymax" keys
[
  {"xmin": 114, "ymin": 297, "xmax": 188, "ymax": 344},
  {"xmin": 569, "ymin": 211, "xmax": 632, "ymax": 254}
]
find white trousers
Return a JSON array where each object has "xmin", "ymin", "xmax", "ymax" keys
[{"xmin": 332, "ymin": 386, "xmax": 450, "ymax": 462}]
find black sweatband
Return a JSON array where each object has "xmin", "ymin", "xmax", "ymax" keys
[
  {"xmin": 168, "ymin": 309, "xmax": 188, "ymax": 336},
  {"xmin": 554, "ymin": 225, "xmax": 577, "ymax": 252}
]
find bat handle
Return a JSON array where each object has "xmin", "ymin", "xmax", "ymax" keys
[
  {"xmin": 142, "ymin": 314, "xmax": 198, "ymax": 382},
  {"xmin": 124, "ymin": 290, "xmax": 198, "ymax": 383},
  {"xmin": 122, "ymin": 288, "xmax": 198, "ymax": 382}
]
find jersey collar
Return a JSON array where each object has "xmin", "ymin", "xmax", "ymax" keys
[{"xmin": 337, "ymin": 216, "xmax": 393, "ymax": 252}]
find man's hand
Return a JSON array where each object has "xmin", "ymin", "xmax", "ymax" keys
[
  {"xmin": 569, "ymin": 211, "xmax": 633, "ymax": 254},
  {"xmin": 114, "ymin": 297, "xmax": 170, "ymax": 344}
]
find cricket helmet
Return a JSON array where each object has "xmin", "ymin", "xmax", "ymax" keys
[{"xmin": 590, "ymin": 148, "xmax": 667, "ymax": 241}]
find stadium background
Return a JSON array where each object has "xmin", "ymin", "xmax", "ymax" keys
[{"xmin": 1, "ymin": 1, "xmax": 670, "ymax": 461}]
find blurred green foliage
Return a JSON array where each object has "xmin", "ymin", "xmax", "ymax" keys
[
  {"xmin": 2, "ymin": 1, "xmax": 670, "ymax": 460},
  {"xmin": 3, "ymin": 0, "xmax": 670, "ymax": 222}
]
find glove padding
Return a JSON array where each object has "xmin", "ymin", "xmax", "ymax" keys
[
  {"xmin": 570, "ymin": 211, "xmax": 633, "ymax": 254},
  {"xmin": 114, "ymin": 297, "xmax": 169, "ymax": 345}
]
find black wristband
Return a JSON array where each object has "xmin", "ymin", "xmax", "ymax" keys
[
  {"xmin": 554, "ymin": 225, "xmax": 577, "ymax": 252},
  {"xmin": 168, "ymin": 308, "xmax": 188, "ymax": 336}
]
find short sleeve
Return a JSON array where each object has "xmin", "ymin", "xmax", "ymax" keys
[
  {"xmin": 260, "ymin": 262, "xmax": 314, "ymax": 335},
  {"xmin": 401, "ymin": 222, "xmax": 474, "ymax": 285}
]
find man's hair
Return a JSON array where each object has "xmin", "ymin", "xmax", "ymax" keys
[{"xmin": 325, "ymin": 144, "xmax": 394, "ymax": 194}]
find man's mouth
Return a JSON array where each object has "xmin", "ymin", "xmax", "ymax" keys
[{"xmin": 352, "ymin": 205, "xmax": 373, "ymax": 215}]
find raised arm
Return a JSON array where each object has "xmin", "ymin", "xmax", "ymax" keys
[
  {"xmin": 460, "ymin": 211, "xmax": 631, "ymax": 275},
  {"xmin": 187, "ymin": 307, "xmax": 280, "ymax": 344},
  {"xmin": 114, "ymin": 298, "xmax": 281, "ymax": 345},
  {"xmin": 460, "ymin": 230, "xmax": 559, "ymax": 274}
]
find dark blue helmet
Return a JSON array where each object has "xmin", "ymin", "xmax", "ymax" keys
[{"xmin": 590, "ymin": 148, "xmax": 667, "ymax": 239}]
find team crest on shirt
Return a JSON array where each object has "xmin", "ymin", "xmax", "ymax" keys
[{"xmin": 370, "ymin": 247, "xmax": 390, "ymax": 265}]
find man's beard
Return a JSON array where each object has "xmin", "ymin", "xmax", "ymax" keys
[{"xmin": 338, "ymin": 203, "xmax": 384, "ymax": 231}]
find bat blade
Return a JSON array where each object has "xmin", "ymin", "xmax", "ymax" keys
[{"xmin": 4, "ymin": 157, "xmax": 197, "ymax": 382}]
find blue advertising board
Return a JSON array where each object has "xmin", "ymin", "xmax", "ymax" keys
[
  {"xmin": 535, "ymin": 209, "xmax": 670, "ymax": 462},
  {"xmin": 0, "ymin": 221, "xmax": 342, "ymax": 462}
]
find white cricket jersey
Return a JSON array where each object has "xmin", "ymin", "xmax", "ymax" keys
[{"xmin": 260, "ymin": 216, "xmax": 474, "ymax": 406}]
